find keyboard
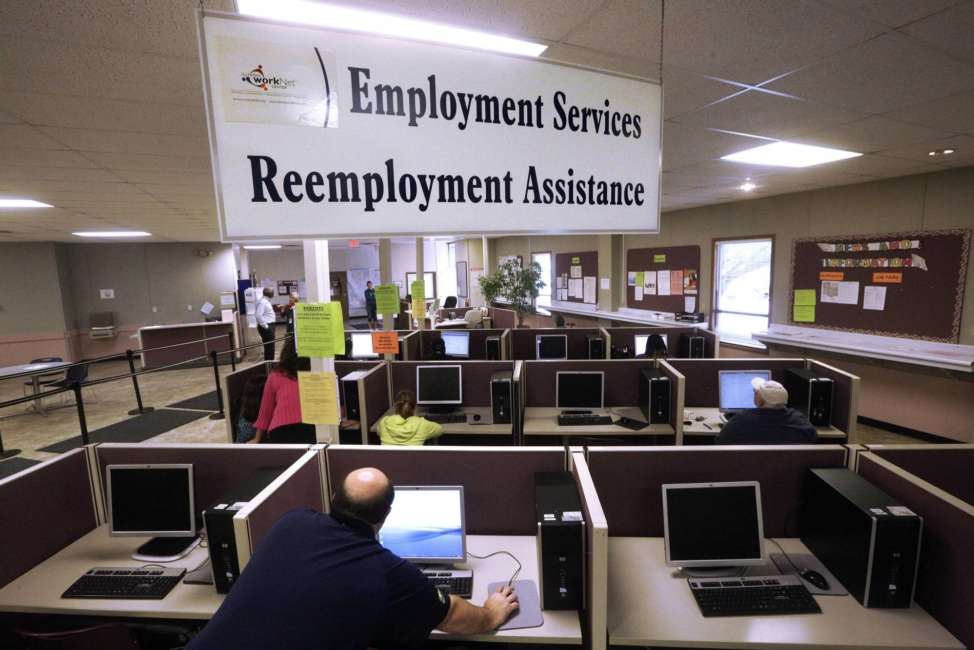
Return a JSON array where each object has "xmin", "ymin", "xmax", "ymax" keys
[
  {"xmin": 422, "ymin": 569, "xmax": 473, "ymax": 598},
  {"xmin": 63, "ymin": 567, "xmax": 185, "ymax": 599},
  {"xmin": 425, "ymin": 413, "xmax": 468, "ymax": 424},
  {"xmin": 557, "ymin": 414, "xmax": 613, "ymax": 426},
  {"xmin": 688, "ymin": 575, "xmax": 821, "ymax": 617}
]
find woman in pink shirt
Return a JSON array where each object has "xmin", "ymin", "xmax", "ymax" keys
[{"xmin": 250, "ymin": 339, "xmax": 315, "ymax": 444}]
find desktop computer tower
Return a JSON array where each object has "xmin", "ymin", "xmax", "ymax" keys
[
  {"xmin": 638, "ymin": 367, "xmax": 671, "ymax": 424},
  {"xmin": 204, "ymin": 468, "xmax": 282, "ymax": 594},
  {"xmin": 784, "ymin": 368, "xmax": 833, "ymax": 427},
  {"xmin": 679, "ymin": 335, "xmax": 705, "ymax": 358},
  {"xmin": 490, "ymin": 370, "xmax": 513, "ymax": 424},
  {"xmin": 340, "ymin": 371, "xmax": 367, "ymax": 421},
  {"xmin": 800, "ymin": 468, "xmax": 922, "ymax": 608},
  {"xmin": 485, "ymin": 336, "xmax": 501, "ymax": 360},
  {"xmin": 534, "ymin": 472, "xmax": 584, "ymax": 610},
  {"xmin": 586, "ymin": 335, "xmax": 605, "ymax": 359}
]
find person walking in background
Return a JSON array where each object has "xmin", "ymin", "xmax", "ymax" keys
[
  {"xmin": 255, "ymin": 287, "xmax": 277, "ymax": 361},
  {"xmin": 285, "ymin": 291, "xmax": 299, "ymax": 336},
  {"xmin": 365, "ymin": 281, "xmax": 378, "ymax": 330}
]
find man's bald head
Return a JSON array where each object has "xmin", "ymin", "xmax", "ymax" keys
[{"xmin": 332, "ymin": 467, "xmax": 394, "ymax": 526}]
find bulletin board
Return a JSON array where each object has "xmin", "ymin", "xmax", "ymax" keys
[
  {"xmin": 790, "ymin": 229, "xmax": 970, "ymax": 342},
  {"xmin": 625, "ymin": 245, "xmax": 701, "ymax": 313},
  {"xmin": 554, "ymin": 251, "xmax": 599, "ymax": 305}
]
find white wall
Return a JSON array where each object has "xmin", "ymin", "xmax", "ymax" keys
[{"xmin": 391, "ymin": 240, "xmax": 436, "ymax": 290}]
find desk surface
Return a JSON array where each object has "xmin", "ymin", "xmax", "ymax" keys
[
  {"xmin": 433, "ymin": 318, "xmax": 471, "ymax": 329},
  {"xmin": 0, "ymin": 362, "xmax": 68, "ymax": 379},
  {"xmin": 546, "ymin": 301, "xmax": 710, "ymax": 329},
  {"xmin": 607, "ymin": 537, "xmax": 962, "ymax": 649},
  {"xmin": 682, "ymin": 407, "xmax": 847, "ymax": 440},
  {"xmin": 140, "ymin": 322, "xmax": 232, "ymax": 332},
  {"xmin": 370, "ymin": 407, "xmax": 513, "ymax": 436},
  {"xmin": 523, "ymin": 407, "xmax": 675, "ymax": 437}
]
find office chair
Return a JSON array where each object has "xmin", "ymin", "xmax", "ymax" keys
[
  {"xmin": 443, "ymin": 296, "xmax": 458, "ymax": 309},
  {"xmin": 430, "ymin": 337, "xmax": 446, "ymax": 360},
  {"xmin": 463, "ymin": 309, "xmax": 483, "ymax": 329},
  {"xmin": 45, "ymin": 362, "xmax": 92, "ymax": 408}
]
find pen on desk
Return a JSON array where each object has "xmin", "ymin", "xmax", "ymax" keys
[{"xmin": 702, "ymin": 423, "xmax": 712, "ymax": 430}]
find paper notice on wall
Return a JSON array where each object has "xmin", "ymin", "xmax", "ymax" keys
[
  {"xmin": 684, "ymin": 296, "xmax": 696, "ymax": 312},
  {"xmin": 246, "ymin": 314, "xmax": 257, "ymax": 329},
  {"xmin": 670, "ymin": 270, "xmax": 684, "ymax": 296},
  {"xmin": 627, "ymin": 272, "xmax": 636, "ymax": 287},
  {"xmin": 298, "ymin": 371, "xmax": 340, "ymax": 425},
  {"xmin": 556, "ymin": 276, "xmax": 564, "ymax": 289},
  {"xmin": 634, "ymin": 286, "xmax": 644, "ymax": 301},
  {"xmin": 559, "ymin": 288, "xmax": 568, "ymax": 301},
  {"xmin": 863, "ymin": 286, "xmax": 887, "ymax": 311},
  {"xmin": 658, "ymin": 270, "xmax": 671, "ymax": 296},
  {"xmin": 220, "ymin": 293, "xmax": 236, "ymax": 306},
  {"xmin": 794, "ymin": 289, "xmax": 816, "ymax": 306},
  {"xmin": 821, "ymin": 280, "xmax": 860, "ymax": 305},
  {"xmin": 570, "ymin": 265, "xmax": 582, "ymax": 279},
  {"xmin": 583, "ymin": 276, "xmax": 597, "ymax": 304},
  {"xmin": 295, "ymin": 302, "xmax": 345, "ymax": 357},
  {"xmin": 570, "ymin": 278, "xmax": 583, "ymax": 299},
  {"xmin": 793, "ymin": 305, "xmax": 816, "ymax": 323},
  {"xmin": 644, "ymin": 271, "xmax": 657, "ymax": 295},
  {"xmin": 683, "ymin": 270, "xmax": 698, "ymax": 295},
  {"xmin": 201, "ymin": 301, "xmax": 215, "ymax": 315},
  {"xmin": 600, "ymin": 277, "xmax": 611, "ymax": 290}
]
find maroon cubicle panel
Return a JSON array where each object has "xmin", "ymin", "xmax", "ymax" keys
[
  {"xmin": 510, "ymin": 328, "xmax": 603, "ymax": 361},
  {"xmin": 419, "ymin": 329, "xmax": 508, "ymax": 360},
  {"xmin": 865, "ymin": 446, "xmax": 974, "ymax": 518},
  {"xmin": 246, "ymin": 452, "xmax": 325, "ymax": 552},
  {"xmin": 523, "ymin": 359, "xmax": 659, "ymax": 407},
  {"xmin": 489, "ymin": 308, "xmax": 517, "ymax": 329},
  {"xmin": 666, "ymin": 359, "xmax": 806, "ymax": 406},
  {"xmin": 588, "ymin": 446, "xmax": 847, "ymax": 537},
  {"xmin": 605, "ymin": 327, "xmax": 714, "ymax": 358},
  {"xmin": 388, "ymin": 361, "xmax": 513, "ymax": 408}
]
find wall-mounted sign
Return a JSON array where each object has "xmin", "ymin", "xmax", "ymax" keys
[{"xmin": 199, "ymin": 12, "xmax": 661, "ymax": 240}]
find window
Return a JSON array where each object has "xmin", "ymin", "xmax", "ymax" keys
[
  {"xmin": 531, "ymin": 252, "xmax": 552, "ymax": 309},
  {"xmin": 405, "ymin": 272, "xmax": 436, "ymax": 299},
  {"xmin": 435, "ymin": 241, "xmax": 457, "ymax": 300},
  {"xmin": 713, "ymin": 237, "xmax": 773, "ymax": 343}
]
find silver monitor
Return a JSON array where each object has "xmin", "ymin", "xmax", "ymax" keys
[{"xmin": 379, "ymin": 485, "xmax": 466, "ymax": 563}]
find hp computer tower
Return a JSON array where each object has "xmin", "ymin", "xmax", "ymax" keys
[
  {"xmin": 534, "ymin": 472, "xmax": 584, "ymax": 610},
  {"xmin": 340, "ymin": 371, "xmax": 367, "ymax": 421},
  {"xmin": 639, "ymin": 367, "xmax": 671, "ymax": 424},
  {"xmin": 680, "ymin": 335, "xmax": 705, "ymax": 358},
  {"xmin": 784, "ymin": 368, "xmax": 833, "ymax": 427},
  {"xmin": 490, "ymin": 370, "xmax": 513, "ymax": 424},
  {"xmin": 485, "ymin": 336, "xmax": 501, "ymax": 360},
  {"xmin": 204, "ymin": 469, "xmax": 282, "ymax": 594},
  {"xmin": 586, "ymin": 335, "xmax": 605, "ymax": 359},
  {"xmin": 800, "ymin": 469, "xmax": 922, "ymax": 608}
]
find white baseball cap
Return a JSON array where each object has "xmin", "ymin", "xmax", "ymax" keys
[{"xmin": 751, "ymin": 377, "xmax": 788, "ymax": 407}]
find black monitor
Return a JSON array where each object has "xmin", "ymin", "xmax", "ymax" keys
[
  {"xmin": 556, "ymin": 371, "xmax": 604, "ymax": 409},
  {"xmin": 536, "ymin": 334, "xmax": 568, "ymax": 360},
  {"xmin": 441, "ymin": 331, "xmax": 470, "ymax": 358},
  {"xmin": 416, "ymin": 364, "xmax": 463, "ymax": 405}
]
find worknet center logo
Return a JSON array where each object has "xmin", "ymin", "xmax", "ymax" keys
[{"xmin": 240, "ymin": 64, "xmax": 297, "ymax": 91}]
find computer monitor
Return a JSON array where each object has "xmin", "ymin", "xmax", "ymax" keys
[
  {"xmin": 379, "ymin": 486, "xmax": 466, "ymax": 563},
  {"xmin": 441, "ymin": 331, "xmax": 470, "ymax": 358},
  {"xmin": 556, "ymin": 371, "xmax": 604, "ymax": 410},
  {"xmin": 350, "ymin": 332, "xmax": 378, "ymax": 359},
  {"xmin": 634, "ymin": 333, "xmax": 668, "ymax": 356},
  {"xmin": 416, "ymin": 364, "xmax": 463, "ymax": 405},
  {"xmin": 536, "ymin": 334, "xmax": 568, "ymax": 360},
  {"xmin": 662, "ymin": 481, "xmax": 765, "ymax": 568},
  {"xmin": 718, "ymin": 370, "xmax": 771, "ymax": 411}
]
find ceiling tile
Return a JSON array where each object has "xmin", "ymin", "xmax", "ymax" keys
[
  {"xmin": 0, "ymin": 166, "xmax": 121, "ymax": 183},
  {"xmin": 541, "ymin": 43, "xmax": 656, "ymax": 79},
  {"xmin": 818, "ymin": 0, "xmax": 963, "ymax": 28},
  {"xmin": 0, "ymin": 124, "xmax": 68, "ymax": 150},
  {"xmin": 883, "ymin": 88, "xmax": 974, "ymax": 134},
  {"xmin": 661, "ymin": 66, "xmax": 741, "ymax": 119},
  {"xmin": 876, "ymin": 134, "xmax": 974, "ymax": 164},
  {"xmin": 793, "ymin": 115, "xmax": 953, "ymax": 151},
  {"xmin": 898, "ymin": 2, "xmax": 974, "ymax": 65},
  {"xmin": 562, "ymin": 0, "xmax": 661, "ymax": 63},
  {"xmin": 662, "ymin": 121, "xmax": 766, "ymax": 170},
  {"xmin": 0, "ymin": 148, "xmax": 97, "ymax": 168},
  {"xmin": 36, "ymin": 127, "xmax": 209, "ymax": 156}
]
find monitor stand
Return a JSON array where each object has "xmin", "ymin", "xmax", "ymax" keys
[
  {"xmin": 132, "ymin": 536, "xmax": 200, "ymax": 563},
  {"xmin": 679, "ymin": 566, "xmax": 746, "ymax": 579},
  {"xmin": 426, "ymin": 405, "xmax": 459, "ymax": 415}
]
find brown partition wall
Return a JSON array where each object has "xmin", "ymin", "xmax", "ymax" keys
[
  {"xmin": 667, "ymin": 358, "xmax": 806, "ymax": 406},
  {"xmin": 605, "ymin": 327, "xmax": 717, "ymax": 358},
  {"xmin": 400, "ymin": 330, "xmax": 421, "ymax": 360},
  {"xmin": 225, "ymin": 361, "xmax": 270, "ymax": 442},
  {"xmin": 808, "ymin": 359, "xmax": 859, "ymax": 435},
  {"xmin": 489, "ymin": 307, "xmax": 517, "ymax": 329},
  {"xmin": 389, "ymin": 361, "xmax": 513, "ymax": 408},
  {"xmin": 246, "ymin": 452, "xmax": 326, "ymax": 552},
  {"xmin": 866, "ymin": 446, "xmax": 974, "ymax": 506},
  {"xmin": 588, "ymin": 446, "xmax": 847, "ymax": 537},
  {"xmin": 524, "ymin": 360, "xmax": 660, "ymax": 407},
  {"xmin": 510, "ymin": 328, "xmax": 604, "ymax": 361},
  {"xmin": 419, "ymin": 329, "xmax": 508, "ymax": 360},
  {"xmin": 325, "ymin": 446, "xmax": 565, "ymax": 535}
]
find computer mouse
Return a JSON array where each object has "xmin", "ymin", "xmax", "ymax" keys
[
  {"xmin": 800, "ymin": 569, "xmax": 829, "ymax": 590},
  {"xmin": 694, "ymin": 416, "xmax": 705, "ymax": 422},
  {"xmin": 472, "ymin": 413, "xmax": 481, "ymax": 422}
]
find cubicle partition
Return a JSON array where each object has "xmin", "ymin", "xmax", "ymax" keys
[
  {"xmin": 667, "ymin": 358, "xmax": 806, "ymax": 405},
  {"xmin": 400, "ymin": 330, "xmax": 421, "ymax": 360},
  {"xmin": 489, "ymin": 307, "xmax": 517, "ymax": 330},
  {"xmin": 223, "ymin": 360, "xmax": 271, "ymax": 442},
  {"xmin": 863, "ymin": 444, "xmax": 974, "ymax": 510},
  {"xmin": 570, "ymin": 450, "xmax": 608, "ymax": 650},
  {"xmin": 604, "ymin": 326, "xmax": 718, "ymax": 358},
  {"xmin": 418, "ymin": 328, "xmax": 508, "ymax": 360},
  {"xmin": 510, "ymin": 327, "xmax": 606, "ymax": 361},
  {"xmin": 808, "ymin": 358, "xmax": 860, "ymax": 437},
  {"xmin": 356, "ymin": 362, "xmax": 391, "ymax": 445}
]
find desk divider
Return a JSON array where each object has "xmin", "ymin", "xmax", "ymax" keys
[
  {"xmin": 512, "ymin": 360, "xmax": 525, "ymax": 443},
  {"xmin": 599, "ymin": 327, "xmax": 611, "ymax": 358},
  {"xmin": 603, "ymin": 326, "xmax": 717, "ymax": 358},
  {"xmin": 807, "ymin": 359, "xmax": 860, "ymax": 436},
  {"xmin": 500, "ymin": 329, "xmax": 511, "ymax": 360},
  {"xmin": 489, "ymin": 307, "xmax": 517, "ymax": 330},
  {"xmin": 570, "ymin": 450, "xmax": 608, "ymax": 650},
  {"xmin": 857, "ymin": 452, "xmax": 974, "ymax": 650},
  {"xmin": 389, "ymin": 361, "xmax": 514, "ymax": 408},
  {"xmin": 845, "ymin": 443, "xmax": 867, "ymax": 470},
  {"xmin": 419, "ymin": 328, "xmax": 508, "ymax": 360},
  {"xmin": 657, "ymin": 360, "xmax": 686, "ymax": 445},
  {"xmin": 864, "ymin": 444, "xmax": 974, "ymax": 505},
  {"xmin": 223, "ymin": 360, "xmax": 272, "ymax": 443},
  {"xmin": 588, "ymin": 445, "xmax": 847, "ymax": 537},
  {"xmin": 0, "ymin": 448, "xmax": 99, "ymax": 589},
  {"xmin": 400, "ymin": 330, "xmax": 421, "ymax": 361},
  {"xmin": 233, "ymin": 448, "xmax": 326, "ymax": 570},
  {"xmin": 324, "ymin": 445, "xmax": 565, "ymax": 535},
  {"xmin": 360, "ymin": 362, "xmax": 391, "ymax": 445},
  {"xmin": 523, "ymin": 359, "xmax": 664, "ymax": 408},
  {"xmin": 667, "ymin": 358, "xmax": 806, "ymax": 406},
  {"xmin": 510, "ymin": 327, "xmax": 604, "ymax": 361}
]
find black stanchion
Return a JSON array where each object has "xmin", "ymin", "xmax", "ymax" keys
[
  {"xmin": 73, "ymin": 383, "xmax": 90, "ymax": 446},
  {"xmin": 209, "ymin": 350, "xmax": 225, "ymax": 421},
  {"xmin": 0, "ymin": 427, "xmax": 21, "ymax": 460},
  {"xmin": 126, "ymin": 349, "xmax": 155, "ymax": 416},
  {"xmin": 227, "ymin": 332, "xmax": 237, "ymax": 372}
]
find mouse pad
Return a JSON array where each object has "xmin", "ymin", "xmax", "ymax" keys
[
  {"xmin": 770, "ymin": 553, "xmax": 847, "ymax": 596},
  {"xmin": 485, "ymin": 579, "xmax": 544, "ymax": 630}
]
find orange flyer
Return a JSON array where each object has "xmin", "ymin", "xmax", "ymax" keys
[
  {"xmin": 872, "ymin": 272, "xmax": 903, "ymax": 283},
  {"xmin": 372, "ymin": 331, "xmax": 399, "ymax": 354},
  {"xmin": 819, "ymin": 272, "xmax": 844, "ymax": 281}
]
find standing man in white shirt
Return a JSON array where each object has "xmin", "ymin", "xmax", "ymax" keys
[{"xmin": 256, "ymin": 287, "xmax": 277, "ymax": 361}]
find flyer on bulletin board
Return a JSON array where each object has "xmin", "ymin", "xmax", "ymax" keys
[
  {"xmin": 297, "ymin": 371, "xmax": 339, "ymax": 425},
  {"xmin": 793, "ymin": 305, "xmax": 816, "ymax": 323},
  {"xmin": 294, "ymin": 302, "xmax": 345, "ymax": 357},
  {"xmin": 375, "ymin": 284, "xmax": 400, "ymax": 314},
  {"xmin": 794, "ymin": 289, "xmax": 816, "ymax": 306}
]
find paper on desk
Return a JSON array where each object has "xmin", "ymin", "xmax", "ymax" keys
[
  {"xmin": 658, "ymin": 270, "xmax": 671, "ymax": 296},
  {"xmin": 863, "ymin": 285, "xmax": 886, "ymax": 311}
]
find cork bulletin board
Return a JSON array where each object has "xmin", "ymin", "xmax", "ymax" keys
[
  {"xmin": 554, "ymin": 251, "xmax": 598, "ymax": 305},
  {"xmin": 790, "ymin": 229, "xmax": 970, "ymax": 342},
  {"xmin": 625, "ymin": 245, "xmax": 701, "ymax": 313}
]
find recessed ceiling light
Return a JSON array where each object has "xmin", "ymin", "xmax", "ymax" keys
[
  {"xmin": 740, "ymin": 182, "xmax": 756, "ymax": 192},
  {"xmin": 943, "ymin": 148, "xmax": 955, "ymax": 155},
  {"xmin": 243, "ymin": 244, "xmax": 283, "ymax": 250},
  {"xmin": 928, "ymin": 151, "xmax": 937, "ymax": 156},
  {"xmin": 72, "ymin": 231, "xmax": 151, "ymax": 238},
  {"xmin": 236, "ymin": 0, "xmax": 548, "ymax": 57},
  {"xmin": 722, "ymin": 141, "xmax": 861, "ymax": 168},
  {"xmin": 0, "ymin": 198, "xmax": 53, "ymax": 209}
]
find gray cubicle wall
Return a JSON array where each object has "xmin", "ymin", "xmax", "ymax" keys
[
  {"xmin": 604, "ymin": 326, "xmax": 717, "ymax": 358},
  {"xmin": 510, "ymin": 327, "xmax": 606, "ymax": 361}
]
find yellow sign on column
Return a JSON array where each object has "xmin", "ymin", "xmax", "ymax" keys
[
  {"xmin": 294, "ymin": 302, "xmax": 345, "ymax": 357},
  {"xmin": 297, "ymin": 371, "xmax": 339, "ymax": 425},
  {"xmin": 411, "ymin": 280, "xmax": 426, "ymax": 321}
]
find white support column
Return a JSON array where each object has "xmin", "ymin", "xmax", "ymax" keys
[
  {"xmin": 378, "ymin": 239, "xmax": 396, "ymax": 362},
  {"xmin": 303, "ymin": 239, "xmax": 338, "ymax": 443},
  {"xmin": 482, "ymin": 236, "xmax": 491, "ymax": 273},
  {"xmin": 415, "ymin": 237, "xmax": 425, "ymax": 330}
]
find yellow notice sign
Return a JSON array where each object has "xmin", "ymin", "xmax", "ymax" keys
[
  {"xmin": 653, "ymin": 254, "xmax": 666, "ymax": 263},
  {"xmin": 375, "ymin": 284, "xmax": 400, "ymax": 314},
  {"xmin": 794, "ymin": 289, "xmax": 816, "ymax": 306},
  {"xmin": 411, "ymin": 280, "xmax": 426, "ymax": 321},
  {"xmin": 635, "ymin": 271, "xmax": 645, "ymax": 286},
  {"xmin": 793, "ymin": 305, "xmax": 816, "ymax": 323},
  {"xmin": 294, "ymin": 302, "xmax": 345, "ymax": 357},
  {"xmin": 297, "ymin": 371, "xmax": 339, "ymax": 425}
]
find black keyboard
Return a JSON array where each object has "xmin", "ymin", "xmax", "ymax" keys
[
  {"xmin": 423, "ymin": 571, "xmax": 473, "ymax": 598},
  {"xmin": 63, "ymin": 567, "xmax": 185, "ymax": 599},
  {"xmin": 688, "ymin": 575, "xmax": 821, "ymax": 617},
  {"xmin": 425, "ymin": 413, "xmax": 467, "ymax": 424},
  {"xmin": 557, "ymin": 414, "xmax": 613, "ymax": 426}
]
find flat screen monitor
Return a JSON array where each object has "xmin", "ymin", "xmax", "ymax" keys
[
  {"xmin": 350, "ymin": 332, "xmax": 378, "ymax": 359},
  {"xmin": 663, "ymin": 481, "xmax": 765, "ymax": 568},
  {"xmin": 718, "ymin": 370, "xmax": 771, "ymax": 410},
  {"xmin": 441, "ymin": 331, "xmax": 470, "ymax": 358},
  {"xmin": 107, "ymin": 464, "xmax": 195, "ymax": 538},
  {"xmin": 416, "ymin": 364, "xmax": 463, "ymax": 405},
  {"xmin": 634, "ymin": 333, "xmax": 668, "ymax": 356},
  {"xmin": 536, "ymin": 334, "xmax": 568, "ymax": 360},
  {"xmin": 379, "ymin": 486, "xmax": 466, "ymax": 563},
  {"xmin": 556, "ymin": 371, "xmax": 604, "ymax": 409}
]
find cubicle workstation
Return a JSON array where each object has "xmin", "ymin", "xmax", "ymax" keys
[
  {"xmin": 337, "ymin": 361, "xmax": 390, "ymax": 445},
  {"xmin": 324, "ymin": 444, "xmax": 585, "ymax": 645},
  {"xmin": 858, "ymin": 444, "xmax": 974, "ymax": 504},
  {"xmin": 510, "ymin": 327, "xmax": 610, "ymax": 361},
  {"xmin": 370, "ymin": 361, "xmax": 518, "ymax": 445},
  {"xmin": 521, "ymin": 360, "xmax": 683, "ymax": 445},
  {"xmin": 603, "ymin": 326, "xmax": 718, "ymax": 359},
  {"xmin": 588, "ymin": 445, "xmax": 962, "ymax": 649},
  {"xmin": 138, "ymin": 321, "xmax": 238, "ymax": 370},
  {"xmin": 417, "ymin": 328, "xmax": 509, "ymax": 361},
  {"xmin": 669, "ymin": 357, "xmax": 858, "ymax": 443}
]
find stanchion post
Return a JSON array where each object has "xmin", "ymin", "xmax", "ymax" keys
[
  {"xmin": 126, "ymin": 349, "xmax": 154, "ymax": 416},
  {"xmin": 0, "ymin": 426, "xmax": 21, "ymax": 460},
  {"xmin": 73, "ymin": 382, "xmax": 90, "ymax": 446},
  {"xmin": 209, "ymin": 350, "xmax": 226, "ymax": 420},
  {"xmin": 227, "ymin": 332, "xmax": 237, "ymax": 372}
]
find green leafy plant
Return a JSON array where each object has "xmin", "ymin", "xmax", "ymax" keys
[
  {"xmin": 499, "ymin": 259, "xmax": 546, "ymax": 327},
  {"xmin": 478, "ymin": 270, "xmax": 504, "ymax": 307}
]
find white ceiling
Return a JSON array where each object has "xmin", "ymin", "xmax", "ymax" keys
[{"xmin": 1, "ymin": 0, "xmax": 973, "ymax": 242}]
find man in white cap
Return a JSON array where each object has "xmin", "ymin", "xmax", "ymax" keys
[{"xmin": 715, "ymin": 377, "xmax": 817, "ymax": 445}]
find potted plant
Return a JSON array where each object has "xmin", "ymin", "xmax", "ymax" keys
[
  {"xmin": 478, "ymin": 270, "xmax": 504, "ymax": 308},
  {"xmin": 499, "ymin": 259, "xmax": 546, "ymax": 327}
]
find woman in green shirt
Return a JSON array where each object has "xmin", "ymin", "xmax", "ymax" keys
[{"xmin": 377, "ymin": 390, "xmax": 443, "ymax": 446}]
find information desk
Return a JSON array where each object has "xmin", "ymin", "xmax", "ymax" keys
[
  {"xmin": 607, "ymin": 537, "xmax": 962, "ymax": 649},
  {"xmin": 523, "ymin": 407, "xmax": 675, "ymax": 442},
  {"xmin": 369, "ymin": 407, "xmax": 512, "ymax": 438},
  {"xmin": 682, "ymin": 407, "xmax": 847, "ymax": 440}
]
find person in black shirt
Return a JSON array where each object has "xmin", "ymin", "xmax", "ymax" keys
[
  {"xmin": 187, "ymin": 467, "xmax": 518, "ymax": 650},
  {"xmin": 365, "ymin": 281, "xmax": 378, "ymax": 330},
  {"xmin": 715, "ymin": 378, "xmax": 817, "ymax": 445}
]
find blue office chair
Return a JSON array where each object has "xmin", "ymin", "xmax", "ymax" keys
[
  {"xmin": 22, "ymin": 357, "xmax": 65, "ymax": 408},
  {"xmin": 44, "ymin": 362, "xmax": 91, "ymax": 408}
]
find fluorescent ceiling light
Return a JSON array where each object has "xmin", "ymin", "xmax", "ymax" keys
[
  {"xmin": 0, "ymin": 198, "xmax": 53, "ymax": 209},
  {"xmin": 722, "ymin": 141, "xmax": 861, "ymax": 168},
  {"xmin": 739, "ymin": 182, "xmax": 756, "ymax": 192},
  {"xmin": 73, "ymin": 231, "xmax": 151, "ymax": 238},
  {"xmin": 236, "ymin": 0, "xmax": 548, "ymax": 57},
  {"xmin": 243, "ymin": 244, "xmax": 282, "ymax": 250}
]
